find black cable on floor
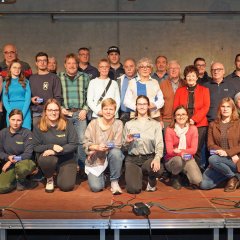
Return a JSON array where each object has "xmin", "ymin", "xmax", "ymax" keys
[
  {"xmin": 146, "ymin": 215, "xmax": 152, "ymax": 240},
  {"xmin": 4, "ymin": 208, "xmax": 28, "ymax": 240}
]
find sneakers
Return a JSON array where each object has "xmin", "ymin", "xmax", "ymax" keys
[
  {"xmin": 16, "ymin": 179, "xmax": 38, "ymax": 191},
  {"xmin": 146, "ymin": 182, "xmax": 156, "ymax": 192},
  {"xmin": 111, "ymin": 180, "xmax": 122, "ymax": 195},
  {"xmin": 45, "ymin": 177, "xmax": 54, "ymax": 193}
]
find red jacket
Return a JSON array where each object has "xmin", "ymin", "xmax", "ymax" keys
[
  {"xmin": 164, "ymin": 125, "xmax": 198, "ymax": 161},
  {"xmin": 173, "ymin": 84, "xmax": 210, "ymax": 127}
]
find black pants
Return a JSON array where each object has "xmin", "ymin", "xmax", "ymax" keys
[
  {"xmin": 38, "ymin": 155, "xmax": 77, "ymax": 192},
  {"xmin": 125, "ymin": 155, "xmax": 163, "ymax": 194}
]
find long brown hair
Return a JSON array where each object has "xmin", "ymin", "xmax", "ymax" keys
[
  {"xmin": 135, "ymin": 95, "xmax": 151, "ymax": 117},
  {"xmin": 39, "ymin": 98, "xmax": 67, "ymax": 132},
  {"xmin": 169, "ymin": 105, "xmax": 190, "ymax": 128},
  {"xmin": 5, "ymin": 60, "xmax": 26, "ymax": 94},
  {"xmin": 215, "ymin": 97, "xmax": 239, "ymax": 123}
]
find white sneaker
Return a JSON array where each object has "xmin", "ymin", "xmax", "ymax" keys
[
  {"xmin": 111, "ymin": 180, "xmax": 122, "ymax": 195},
  {"xmin": 45, "ymin": 177, "xmax": 54, "ymax": 193},
  {"xmin": 146, "ymin": 182, "xmax": 156, "ymax": 192}
]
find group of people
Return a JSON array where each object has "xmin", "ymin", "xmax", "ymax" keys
[{"xmin": 0, "ymin": 42, "xmax": 240, "ymax": 195}]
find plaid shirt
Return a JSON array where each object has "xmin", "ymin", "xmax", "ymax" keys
[{"xmin": 59, "ymin": 71, "xmax": 90, "ymax": 110}]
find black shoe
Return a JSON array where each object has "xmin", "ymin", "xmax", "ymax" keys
[
  {"xmin": 171, "ymin": 175, "xmax": 182, "ymax": 190},
  {"xmin": 17, "ymin": 179, "xmax": 38, "ymax": 191}
]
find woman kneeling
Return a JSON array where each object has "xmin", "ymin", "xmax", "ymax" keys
[
  {"xmin": 33, "ymin": 99, "xmax": 78, "ymax": 193},
  {"xmin": 0, "ymin": 109, "xmax": 37, "ymax": 193},
  {"xmin": 84, "ymin": 98, "xmax": 124, "ymax": 194},
  {"xmin": 164, "ymin": 105, "xmax": 202, "ymax": 190}
]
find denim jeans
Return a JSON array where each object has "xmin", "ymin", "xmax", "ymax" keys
[
  {"xmin": 87, "ymin": 148, "xmax": 124, "ymax": 192},
  {"xmin": 200, "ymin": 155, "xmax": 239, "ymax": 190},
  {"xmin": 69, "ymin": 112, "xmax": 87, "ymax": 167}
]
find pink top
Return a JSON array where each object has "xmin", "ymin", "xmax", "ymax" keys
[{"xmin": 164, "ymin": 125, "xmax": 198, "ymax": 161}]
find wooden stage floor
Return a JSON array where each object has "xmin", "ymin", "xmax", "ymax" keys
[{"xmin": 1, "ymin": 179, "xmax": 240, "ymax": 239}]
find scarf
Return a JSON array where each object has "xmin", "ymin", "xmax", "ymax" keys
[{"xmin": 174, "ymin": 123, "xmax": 189, "ymax": 150}]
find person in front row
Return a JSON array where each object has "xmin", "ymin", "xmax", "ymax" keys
[
  {"xmin": 123, "ymin": 95, "xmax": 164, "ymax": 194},
  {"xmin": 83, "ymin": 98, "xmax": 124, "ymax": 194},
  {"xmin": 164, "ymin": 105, "xmax": 202, "ymax": 190},
  {"xmin": 200, "ymin": 97, "xmax": 240, "ymax": 192},
  {"xmin": 32, "ymin": 99, "xmax": 78, "ymax": 193},
  {"xmin": 0, "ymin": 109, "xmax": 37, "ymax": 194}
]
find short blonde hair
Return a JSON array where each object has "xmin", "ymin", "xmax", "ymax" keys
[{"xmin": 101, "ymin": 98, "xmax": 117, "ymax": 110}]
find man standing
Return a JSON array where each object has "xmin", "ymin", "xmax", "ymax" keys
[
  {"xmin": 0, "ymin": 44, "xmax": 32, "ymax": 78},
  {"xmin": 152, "ymin": 55, "xmax": 168, "ymax": 84},
  {"xmin": 29, "ymin": 52, "xmax": 62, "ymax": 126},
  {"xmin": 47, "ymin": 56, "xmax": 58, "ymax": 74},
  {"xmin": 59, "ymin": 53, "xmax": 90, "ymax": 169},
  {"xmin": 78, "ymin": 47, "xmax": 99, "ymax": 80},
  {"xmin": 225, "ymin": 54, "xmax": 240, "ymax": 90},
  {"xmin": 107, "ymin": 46, "xmax": 125, "ymax": 80},
  {"xmin": 117, "ymin": 58, "xmax": 137, "ymax": 124},
  {"xmin": 194, "ymin": 57, "xmax": 211, "ymax": 85},
  {"xmin": 204, "ymin": 62, "xmax": 237, "ymax": 122},
  {"xmin": 160, "ymin": 60, "xmax": 185, "ymax": 130}
]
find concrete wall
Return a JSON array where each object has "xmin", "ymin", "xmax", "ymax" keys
[{"xmin": 0, "ymin": 0, "xmax": 240, "ymax": 74}]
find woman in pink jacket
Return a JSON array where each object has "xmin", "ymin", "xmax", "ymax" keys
[{"xmin": 165, "ymin": 105, "xmax": 202, "ymax": 189}]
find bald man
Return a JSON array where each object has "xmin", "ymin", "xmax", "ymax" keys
[
  {"xmin": 204, "ymin": 62, "xmax": 238, "ymax": 121},
  {"xmin": 0, "ymin": 44, "xmax": 32, "ymax": 78}
]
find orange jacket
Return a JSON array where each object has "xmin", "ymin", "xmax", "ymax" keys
[{"xmin": 173, "ymin": 84, "xmax": 210, "ymax": 127}]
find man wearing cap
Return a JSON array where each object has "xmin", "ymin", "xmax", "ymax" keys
[{"xmin": 107, "ymin": 46, "xmax": 125, "ymax": 80}]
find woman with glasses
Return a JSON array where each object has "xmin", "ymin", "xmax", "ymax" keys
[
  {"xmin": 32, "ymin": 98, "xmax": 78, "ymax": 193},
  {"xmin": 164, "ymin": 105, "xmax": 202, "ymax": 189},
  {"xmin": 173, "ymin": 65, "xmax": 210, "ymax": 170},
  {"xmin": 84, "ymin": 98, "xmax": 124, "ymax": 194},
  {"xmin": 0, "ymin": 109, "xmax": 37, "ymax": 193},
  {"xmin": 2, "ymin": 60, "xmax": 31, "ymax": 130},
  {"xmin": 124, "ymin": 57, "xmax": 164, "ymax": 121},
  {"xmin": 200, "ymin": 98, "xmax": 240, "ymax": 192},
  {"xmin": 123, "ymin": 95, "xmax": 164, "ymax": 194}
]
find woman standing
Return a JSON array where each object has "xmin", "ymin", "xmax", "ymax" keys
[
  {"xmin": 173, "ymin": 65, "xmax": 210, "ymax": 169},
  {"xmin": 201, "ymin": 98, "xmax": 240, "ymax": 192},
  {"xmin": 33, "ymin": 98, "xmax": 78, "ymax": 193},
  {"xmin": 124, "ymin": 57, "xmax": 164, "ymax": 120},
  {"xmin": 2, "ymin": 60, "xmax": 31, "ymax": 129},
  {"xmin": 0, "ymin": 109, "xmax": 37, "ymax": 193},
  {"xmin": 84, "ymin": 98, "xmax": 124, "ymax": 194},
  {"xmin": 123, "ymin": 95, "xmax": 164, "ymax": 194},
  {"xmin": 164, "ymin": 106, "xmax": 202, "ymax": 190}
]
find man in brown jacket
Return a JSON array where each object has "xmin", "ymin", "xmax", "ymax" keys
[{"xmin": 160, "ymin": 60, "xmax": 185, "ymax": 132}]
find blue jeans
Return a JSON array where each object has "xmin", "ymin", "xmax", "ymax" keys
[
  {"xmin": 87, "ymin": 148, "xmax": 124, "ymax": 192},
  {"xmin": 69, "ymin": 112, "xmax": 87, "ymax": 167},
  {"xmin": 200, "ymin": 155, "xmax": 239, "ymax": 190}
]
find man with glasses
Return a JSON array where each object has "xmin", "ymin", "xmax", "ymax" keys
[
  {"xmin": 0, "ymin": 44, "xmax": 32, "ymax": 78},
  {"xmin": 160, "ymin": 60, "xmax": 185, "ymax": 130},
  {"xmin": 194, "ymin": 57, "xmax": 211, "ymax": 85},
  {"xmin": 29, "ymin": 52, "xmax": 62, "ymax": 126},
  {"xmin": 204, "ymin": 62, "xmax": 237, "ymax": 121},
  {"xmin": 78, "ymin": 47, "xmax": 99, "ymax": 80}
]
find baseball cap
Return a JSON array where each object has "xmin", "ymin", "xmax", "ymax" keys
[{"xmin": 107, "ymin": 46, "xmax": 120, "ymax": 55}]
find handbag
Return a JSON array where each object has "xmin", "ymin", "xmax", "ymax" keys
[{"xmin": 87, "ymin": 79, "xmax": 112, "ymax": 121}]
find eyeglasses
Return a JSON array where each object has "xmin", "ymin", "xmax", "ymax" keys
[
  {"xmin": 139, "ymin": 65, "xmax": 151, "ymax": 69},
  {"xmin": 137, "ymin": 103, "xmax": 148, "ymax": 106},
  {"xmin": 46, "ymin": 109, "xmax": 60, "ymax": 113},
  {"xmin": 211, "ymin": 68, "xmax": 223, "ymax": 72},
  {"xmin": 4, "ymin": 51, "xmax": 16, "ymax": 55},
  {"xmin": 175, "ymin": 113, "xmax": 187, "ymax": 117}
]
